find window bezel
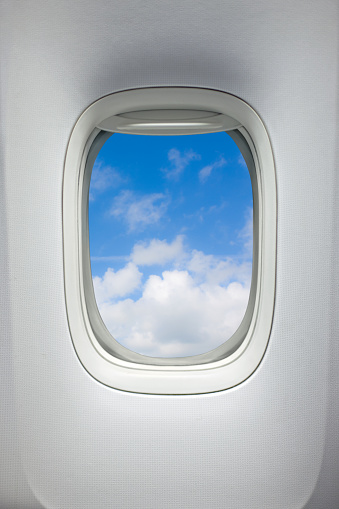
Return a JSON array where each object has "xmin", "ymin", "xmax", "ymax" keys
[{"xmin": 63, "ymin": 87, "xmax": 276, "ymax": 394}]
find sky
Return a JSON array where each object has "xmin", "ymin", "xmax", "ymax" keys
[{"xmin": 89, "ymin": 132, "xmax": 253, "ymax": 358}]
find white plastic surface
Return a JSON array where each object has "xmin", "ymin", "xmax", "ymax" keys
[{"xmin": 98, "ymin": 108, "xmax": 241, "ymax": 135}]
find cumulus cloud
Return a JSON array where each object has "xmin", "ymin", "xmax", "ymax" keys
[
  {"xmin": 131, "ymin": 235, "xmax": 186, "ymax": 266},
  {"xmin": 93, "ymin": 262, "xmax": 142, "ymax": 306},
  {"xmin": 110, "ymin": 190, "xmax": 170, "ymax": 232},
  {"xmin": 92, "ymin": 230, "xmax": 252, "ymax": 357},
  {"xmin": 163, "ymin": 148, "xmax": 200, "ymax": 180},
  {"xmin": 187, "ymin": 249, "xmax": 251, "ymax": 286},
  {"xmin": 89, "ymin": 161, "xmax": 124, "ymax": 201},
  {"xmin": 198, "ymin": 157, "xmax": 227, "ymax": 183},
  {"xmin": 98, "ymin": 269, "xmax": 250, "ymax": 357}
]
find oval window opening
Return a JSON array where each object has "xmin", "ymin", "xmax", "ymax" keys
[{"xmin": 88, "ymin": 131, "xmax": 253, "ymax": 359}]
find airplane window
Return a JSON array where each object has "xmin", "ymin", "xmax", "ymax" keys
[
  {"xmin": 63, "ymin": 87, "xmax": 276, "ymax": 393},
  {"xmin": 88, "ymin": 132, "xmax": 253, "ymax": 358}
]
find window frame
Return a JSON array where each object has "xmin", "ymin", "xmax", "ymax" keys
[{"xmin": 63, "ymin": 87, "xmax": 276, "ymax": 394}]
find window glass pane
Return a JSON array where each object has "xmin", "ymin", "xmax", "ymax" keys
[{"xmin": 89, "ymin": 132, "xmax": 253, "ymax": 358}]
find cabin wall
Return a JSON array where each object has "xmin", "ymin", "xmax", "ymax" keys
[{"xmin": 1, "ymin": 1, "xmax": 338, "ymax": 508}]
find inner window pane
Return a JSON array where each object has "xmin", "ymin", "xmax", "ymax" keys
[{"xmin": 89, "ymin": 132, "xmax": 253, "ymax": 358}]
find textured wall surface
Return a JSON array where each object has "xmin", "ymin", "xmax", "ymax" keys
[{"xmin": 1, "ymin": 1, "xmax": 338, "ymax": 508}]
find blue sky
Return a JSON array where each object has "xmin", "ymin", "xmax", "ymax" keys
[{"xmin": 89, "ymin": 132, "xmax": 253, "ymax": 357}]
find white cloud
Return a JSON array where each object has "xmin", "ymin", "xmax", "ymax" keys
[
  {"xmin": 99, "ymin": 269, "xmax": 250, "ymax": 358},
  {"xmin": 199, "ymin": 157, "xmax": 227, "ymax": 183},
  {"xmin": 187, "ymin": 249, "xmax": 251, "ymax": 286},
  {"xmin": 163, "ymin": 148, "xmax": 200, "ymax": 180},
  {"xmin": 93, "ymin": 262, "xmax": 142, "ymax": 305},
  {"xmin": 110, "ymin": 190, "xmax": 170, "ymax": 231},
  {"xmin": 89, "ymin": 161, "xmax": 124, "ymax": 201},
  {"xmin": 131, "ymin": 235, "xmax": 186, "ymax": 266},
  {"xmin": 92, "ymin": 211, "xmax": 253, "ymax": 358}
]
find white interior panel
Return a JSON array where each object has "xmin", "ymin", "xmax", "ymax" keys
[{"xmin": 1, "ymin": 1, "xmax": 338, "ymax": 508}]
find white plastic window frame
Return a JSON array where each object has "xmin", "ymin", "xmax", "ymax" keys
[{"xmin": 63, "ymin": 87, "xmax": 276, "ymax": 395}]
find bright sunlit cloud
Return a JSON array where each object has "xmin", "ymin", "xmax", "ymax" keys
[
  {"xmin": 93, "ymin": 262, "xmax": 142, "ymax": 305},
  {"xmin": 93, "ymin": 229, "xmax": 251, "ymax": 357},
  {"xmin": 101, "ymin": 276, "xmax": 249, "ymax": 357},
  {"xmin": 97, "ymin": 263, "xmax": 250, "ymax": 358},
  {"xmin": 131, "ymin": 235, "xmax": 186, "ymax": 266}
]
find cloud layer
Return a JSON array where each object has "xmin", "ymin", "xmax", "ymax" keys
[{"xmin": 93, "ymin": 234, "xmax": 252, "ymax": 358}]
